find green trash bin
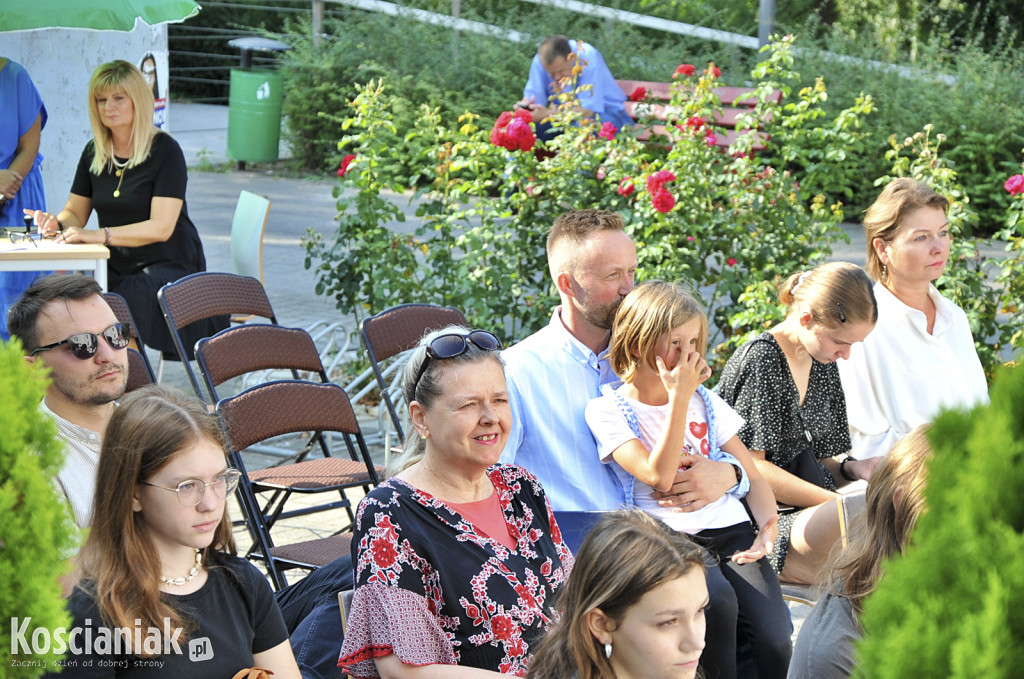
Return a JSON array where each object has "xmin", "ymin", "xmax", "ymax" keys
[{"xmin": 227, "ymin": 68, "xmax": 283, "ymax": 163}]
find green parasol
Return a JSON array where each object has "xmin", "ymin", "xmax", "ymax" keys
[{"xmin": 1, "ymin": 0, "xmax": 201, "ymax": 32}]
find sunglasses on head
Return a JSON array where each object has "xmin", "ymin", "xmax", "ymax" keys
[
  {"xmin": 411, "ymin": 330, "xmax": 503, "ymax": 394},
  {"xmin": 30, "ymin": 322, "xmax": 132, "ymax": 360}
]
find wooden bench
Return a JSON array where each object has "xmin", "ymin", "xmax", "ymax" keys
[{"xmin": 615, "ymin": 79, "xmax": 783, "ymax": 151}]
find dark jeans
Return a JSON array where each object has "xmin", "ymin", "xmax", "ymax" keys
[
  {"xmin": 694, "ymin": 523, "xmax": 792, "ymax": 679},
  {"xmin": 275, "ymin": 556, "xmax": 353, "ymax": 679}
]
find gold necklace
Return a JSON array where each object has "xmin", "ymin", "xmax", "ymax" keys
[{"xmin": 111, "ymin": 145, "xmax": 129, "ymax": 198}]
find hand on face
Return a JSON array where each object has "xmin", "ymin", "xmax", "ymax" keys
[{"xmin": 656, "ymin": 352, "xmax": 710, "ymax": 401}]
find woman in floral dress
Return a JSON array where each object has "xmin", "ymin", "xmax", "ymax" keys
[{"xmin": 338, "ymin": 326, "xmax": 572, "ymax": 679}]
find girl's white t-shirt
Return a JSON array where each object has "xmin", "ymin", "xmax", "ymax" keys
[{"xmin": 585, "ymin": 386, "xmax": 751, "ymax": 534}]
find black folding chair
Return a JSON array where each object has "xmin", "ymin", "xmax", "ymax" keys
[
  {"xmin": 101, "ymin": 291, "xmax": 156, "ymax": 392},
  {"xmin": 216, "ymin": 379, "xmax": 380, "ymax": 589},
  {"xmin": 359, "ymin": 303, "xmax": 467, "ymax": 444},
  {"xmin": 158, "ymin": 272, "xmax": 277, "ymax": 401}
]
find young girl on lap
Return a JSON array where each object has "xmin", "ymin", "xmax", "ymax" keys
[{"xmin": 585, "ymin": 280, "xmax": 790, "ymax": 679}]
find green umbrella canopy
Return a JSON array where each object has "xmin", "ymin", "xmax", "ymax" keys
[{"xmin": 1, "ymin": 0, "xmax": 201, "ymax": 32}]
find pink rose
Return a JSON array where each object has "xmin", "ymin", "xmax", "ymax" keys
[
  {"xmin": 705, "ymin": 133, "xmax": 719, "ymax": 147},
  {"xmin": 629, "ymin": 86, "xmax": 647, "ymax": 102},
  {"xmin": 337, "ymin": 154, "xmax": 356, "ymax": 177},
  {"xmin": 727, "ymin": 257, "xmax": 737, "ymax": 266},
  {"xmin": 596, "ymin": 167, "xmax": 606, "ymax": 180},
  {"xmin": 1005, "ymin": 174, "xmax": 1024, "ymax": 196},
  {"xmin": 652, "ymin": 189, "xmax": 675, "ymax": 213},
  {"xmin": 618, "ymin": 177, "xmax": 635, "ymax": 197},
  {"xmin": 674, "ymin": 63, "xmax": 696, "ymax": 77},
  {"xmin": 598, "ymin": 122, "xmax": 618, "ymax": 140}
]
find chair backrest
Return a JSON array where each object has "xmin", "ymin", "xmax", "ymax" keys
[
  {"xmin": 196, "ymin": 324, "xmax": 327, "ymax": 402},
  {"xmin": 101, "ymin": 291, "xmax": 156, "ymax": 391},
  {"xmin": 158, "ymin": 272, "xmax": 277, "ymax": 399},
  {"xmin": 230, "ymin": 190, "xmax": 271, "ymax": 282},
  {"xmin": 217, "ymin": 380, "xmax": 364, "ymax": 454},
  {"xmin": 359, "ymin": 303, "xmax": 467, "ymax": 440}
]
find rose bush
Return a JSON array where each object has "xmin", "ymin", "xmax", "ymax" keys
[{"xmin": 305, "ymin": 37, "xmax": 913, "ymax": 375}]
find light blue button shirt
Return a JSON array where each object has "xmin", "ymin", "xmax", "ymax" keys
[
  {"xmin": 522, "ymin": 40, "xmax": 632, "ymax": 130},
  {"xmin": 501, "ymin": 308, "xmax": 750, "ymax": 512},
  {"xmin": 501, "ymin": 309, "xmax": 625, "ymax": 512}
]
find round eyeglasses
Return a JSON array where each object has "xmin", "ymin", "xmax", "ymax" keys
[
  {"xmin": 140, "ymin": 469, "xmax": 243, "ymax": 507},
  {"xmin": 411, "ymin": 330, "xmax": 502, "ymax": 395},
  {"xmin": 30, "ymin": 322, "xmax": 132, "ymax": 360}
]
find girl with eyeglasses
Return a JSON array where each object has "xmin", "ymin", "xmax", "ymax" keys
[
  {"xmin": 338, "ymin": 325, "xmax": 572, "ymax": 679},
  {"xmin": 48, "ymin": 384, "xmax": 301, "ymax": 678}
]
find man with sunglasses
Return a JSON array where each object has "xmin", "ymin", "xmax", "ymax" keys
[
  {"xmin": 8, "ymin": 273, "xmax": 128, "ymax": 528},
  {"xmin": 500, "ymin": 210, "xmax": 744, "ymax": 514}
]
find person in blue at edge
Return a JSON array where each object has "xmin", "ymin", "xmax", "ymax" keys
[
  {"xmin": 1, "ymin": 56, "xmax": 51, "ymax": 341},
  {"xmin": 516, "ymin": 35, "xmax": 632, "ymax": 141}
]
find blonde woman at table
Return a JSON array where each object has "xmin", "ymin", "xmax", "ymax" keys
[
  {"xmin": 837, "ymin": 178, "xmax": 988, "ymax": 460},
  {"xmin": 25, "ymin": 60, "xmax": 225, "ymax": 358}
]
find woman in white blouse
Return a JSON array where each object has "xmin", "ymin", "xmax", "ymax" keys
[{"xmin": 838, "ymin": 178, "xmax": 988, "ymax": 459}]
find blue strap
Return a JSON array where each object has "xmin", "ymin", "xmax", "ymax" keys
[{"xmin": 602, "ymin": 384, "xmax": 723, "ymax": 507}]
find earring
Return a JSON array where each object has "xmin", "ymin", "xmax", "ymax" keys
[
  {"xmin": 881, "ymin": 264, "xmax": 888, "ymax": 284},
  {"xmin": 604, "ymin": 642, "xmax": 612, "ymax": 659}
]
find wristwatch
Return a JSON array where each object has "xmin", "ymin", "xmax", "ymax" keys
[{"xmin": 839, "ymin": 455, "xmax": 857, "ymax": 482}]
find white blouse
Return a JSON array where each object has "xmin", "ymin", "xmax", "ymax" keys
[{"xmin": 837, "ymin": 282, "xmax": 988, "ymax": 459}]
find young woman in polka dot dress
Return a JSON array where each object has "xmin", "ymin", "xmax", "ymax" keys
[{"xmin": 717, "ymin": 262, "xmax": 879, "ymax": 584}]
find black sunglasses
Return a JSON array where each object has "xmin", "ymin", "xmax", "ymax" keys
[
  {"xmin": 411, "ymin": 330, "xmax": 503, "ymax": 395},
  {"xmin": 30, "ymin": 322, "xmax": 132, "ymax": 359}
]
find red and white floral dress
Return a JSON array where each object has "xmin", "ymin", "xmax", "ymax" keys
[{"xmin": 338, "ymin": 464, "xmax": 573, "ymax": 678}]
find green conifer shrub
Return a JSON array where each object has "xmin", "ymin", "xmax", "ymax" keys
[
  {"xmin": 0, "ymin": 340, "xmax": 74, "ymax": 677},
  {"xmin": 855, "ymin": 362, "xmax": 1024, "ymax": 678}
]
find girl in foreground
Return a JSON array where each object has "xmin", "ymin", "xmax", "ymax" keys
[
  {"xmin": 528, "ymin": 510, "xmax": 708, "ymax": 679},
  {"xmin": 585, "ymin": 280, "xmax": 790, "ymax": 679},
  {"xmin": 50, "ymin": 384, "xmax": 300, "ymax": 678}
]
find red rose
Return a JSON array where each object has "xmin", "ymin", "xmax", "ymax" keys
[
  {"xmin": 507, "ymin": 118, "xmax": 536, "ymax": 151},
  {"xmin": 652, "ymin": 189, "xmax": 675, "ymax": 213},
  {"xmin": 491, "ymin": 111, "xmax": 537, "ymax": 152},
  {"xmin": 618, "ymin": 177, "xmax": 635, "ymax": 197},
  {"xmin": 1005, "ymin": 174, "xmax": 1024, "ymax": 196},
  {"xmin": 629, "ymin": 86, "xmax": 647, "ymax": 102},
  {"xmin": 337, "ymin": 154, "xmax": 356, "ymax": 177},
  {"xmin": 370, "ymin": 537, "xmax": 398, "ymax": 568},
  {"xmin": 491, "ymin": 614, "xmax": 516, "ymax": 641},
  {"xmin": 705, "ymin": 133, "xmax": 719, "ymax": 147},
  {"xmin": 598, "ymin": 121, "xmax": 618, "ymax": 140},
  {"xmin": 646, "ymin": 170, "xmax": 677, "ymax": 195},
  {"xmin": 685, "ymin": 115, "xmax": 705, "ymax": 130},
  {"xmin": 727, "ymin": 257, "xmax": 738, "ymax": 266},
  {"xmin": 674, "ymin": 63, "xmax": 696, "ymax": 77},
  {"xmin": 710, "ymin": 66, "xmax": 722, "ymax": 77}
]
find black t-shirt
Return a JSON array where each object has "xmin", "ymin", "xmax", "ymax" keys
[
  {"xmin": 48, "ymin": 554, "xmax": 288, "ymax": 678},
  {"xmin": 70, "ymin": 133, "xmax": 205, "ymax": 279}
]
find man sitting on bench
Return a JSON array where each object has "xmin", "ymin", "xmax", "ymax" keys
[{"xmin": 517, "ymin": 35, "xmax": 631, "ymax": 140}]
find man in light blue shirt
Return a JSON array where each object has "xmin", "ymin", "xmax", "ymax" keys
[
  {"xmin": 500, "ymin": 209, "xmax": 746, "ymax": 513},
  {"xmin": 517, "ymin": 35, "xmax": 632, "ymax": 136}
]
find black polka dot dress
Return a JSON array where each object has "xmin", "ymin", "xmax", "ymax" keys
[{"xmin": 717, "ymin": 332, "xmax": 850, "ymax": 574}]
